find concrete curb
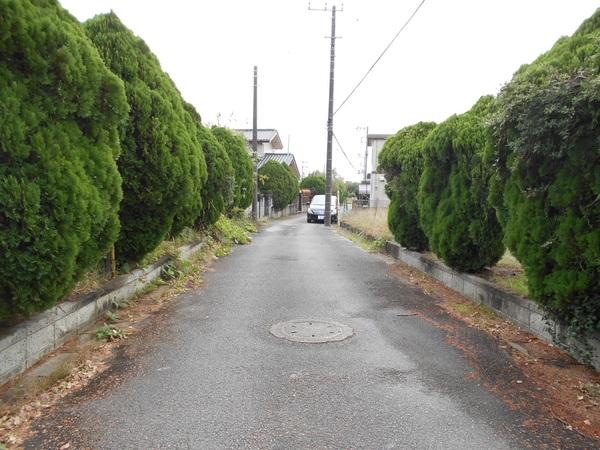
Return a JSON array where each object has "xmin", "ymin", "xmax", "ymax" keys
[
  {"xmin": 0, "ymin": 240, "xmax": 206, "ymax": 385},
  {"xmin": 339, "ymin": 221, "xmax": 600, "ymax": 370}
]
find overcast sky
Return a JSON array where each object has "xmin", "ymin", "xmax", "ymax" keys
[{"xmin": 61, "ymin": 0, "xmax": 598, "ymax": 181}]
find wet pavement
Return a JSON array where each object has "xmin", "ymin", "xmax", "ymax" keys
[{"xmin": 26, "ymin": 215, "xmax": 595, "ymax": 449}]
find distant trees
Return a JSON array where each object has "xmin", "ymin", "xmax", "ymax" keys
[
  {"xmin": 0, "ymin": 0, "xmax": 128, "ymax": 318},
  {"xmin": 259, "ymin": 161, "xmax": 298, "ymax": 210},
  {"xmin": 300, "ymin": 172, "xmax": 326, "ymax": 196},
  {"xmin": 84, "ymin": 13, "xmax": 207, "ymax": 263}
]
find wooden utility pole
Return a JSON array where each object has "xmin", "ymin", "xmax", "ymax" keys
[{"xmin": 252, "ymin": 66, "xmax": 259, "ymax": 220}]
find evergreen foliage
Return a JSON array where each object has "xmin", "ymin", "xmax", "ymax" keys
[
  {"xmin": 258, "ymin": 161, "xmax": 299, "ymax": 210},
  {"xmin": 84, "ymin": 13, "xmax": 206, "ymax": 262},
  {"xmin": 418, "ymin": 97, "xmax": 504, "ymax": 271},
  {"xmin": 489, "ymin": 9, "xmax": 600, "ymax": 331},
  {"xmin": 185, "ymin": 105, "xmax": 234, "ymax": 226},
  {"xmin": 378, "ymin": 122, "xmax": 436, "ymax": 251},
  {"xmin": 300, "ymin": 172, "xmax": 326, "ymax": 196},
  {"xmin": 0, "ymin": 0, "xmax": 128, "ymax": 318},
  {"xmin": 211, "ymin": 126, "xmax": 253, "ymax": 209}
]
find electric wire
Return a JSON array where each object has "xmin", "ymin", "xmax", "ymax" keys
[
  {"xmin": 333, "ymin": 0, "xmax": 427, "ymax": 115},
  {"xmin": 333, "ymin": 132, "xmax": 356, "ymax": 170}
]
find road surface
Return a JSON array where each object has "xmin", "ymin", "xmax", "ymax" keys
[{"xmin": 27, "ymin": 215, "xmax": 593, "ymax": 449}]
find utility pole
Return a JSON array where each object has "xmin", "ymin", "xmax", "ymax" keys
[
  {"xmin": 252, "ymin": 66, "xmax": 259, "ymax": 220},
  {"xmin": 310, "ymin": 2, "xmax": 341, "ymax": 227},
  {"xmin": 363, "ymin": 126, "xmax": 369, "ymax": 185}
]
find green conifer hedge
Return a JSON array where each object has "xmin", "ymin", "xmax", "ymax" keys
[
  {"xmin": 489, "ymin": 9, "xmax": 600, "ymax": 331},
  {"xmin": 0, "ymin": 0, "xmax": 128, "ymax": 318},
  {"xmin": 259, "ymin": 161, "xmax": 299, "ymax": 210},
  {"xmin": 84, "ymin": 13, "xmax": 206, "ymax": 263},
  {"xmin": 184, "ymin": 105, "xmax": 234, "ymax": 226},
  {"xmin": 418, "ymin": 97, "xmax": 504, "ymax": 272},
  {"xmin": 378, "ymin": 122, "xmax": 436, "ymax": 251},
  {"xmin": 211, "ymin": 127, "xmax": 253, "ymax": 210}
]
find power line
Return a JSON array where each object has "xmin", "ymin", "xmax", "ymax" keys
[
  {"xmin": 334, "ymin": 0, "xmax": 427, "ymax": 116},
  {"xmin": 332, "ymin": 132, "xmax": 356, "ymax": 170}
]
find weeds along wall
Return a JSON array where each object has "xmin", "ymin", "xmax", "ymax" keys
[
  {"xmin": 418, "ymin": 96, "xmax": 505, "ymax": 272},
  {"xmin": 488, "ymin": 9, "xmax": 600, "ymax": 333},
  {"xmin": 84, "ymin": 13, "xmax": 207, "ymax": 265},
  {"xmin": 378, "ymin": 122, "xmax": 436, "ymax": 252},
  {"xmin": 259, "ymin": 161, "xmax": 299, "ymax": 210},
  {"xmin": 211, "ymin": 127, "xmax": 254, "ymax": 210},
  {"xmin": 0, "ymin": 0, "xmax": 128, "ymax": 318}
]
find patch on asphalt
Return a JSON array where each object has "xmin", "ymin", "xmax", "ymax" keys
[{"xmin": 270, "ymin": 319, "xmax": 353, "ymax": 343}]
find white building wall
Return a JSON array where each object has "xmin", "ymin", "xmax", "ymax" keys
[{"xmin": 369, "ymin": 138, "xmax": 390, "ymax": 208}]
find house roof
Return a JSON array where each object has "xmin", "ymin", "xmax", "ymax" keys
[
  {"xmin": 258, "ymin": 152, "xmax": 300, "ymax": 178},
  {"xmin": 236, "ymin": 129, "xmax": 283, "ymax": 149}
]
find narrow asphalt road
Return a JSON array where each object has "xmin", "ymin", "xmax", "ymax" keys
[{"xmin": 27, "ymin": 215, "xmax": 593, "ymax": 449}]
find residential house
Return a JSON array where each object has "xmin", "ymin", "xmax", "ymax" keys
[
  {"xmin": 368, "ymin": 133, "xmax": 392, "ymax": 208},
  {"xmin": 236, "ymin": 128, "xmax": 284, "ymax": 159}
]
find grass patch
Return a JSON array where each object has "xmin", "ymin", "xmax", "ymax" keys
[
  {"xmin": 134, "ymin": 227, "xmax": 203, "ymax": 271},
  {"xmin": 342, "ymin": 207, "xmax": 393, "ymax": 241},
  {"xmin": 339, "ymin": 228, "xmax": 387, "ymax": 253},
  {"xmin": 490, "ymin": 271, "xmax": 529, "ymax": 297},
  {"xmin": 95, "ymin": 324, "xmax": 128, "ymax": 342}
]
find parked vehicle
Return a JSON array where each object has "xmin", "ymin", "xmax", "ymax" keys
[{"xmin": 307, "ymin": 195, "xmax": 338, "ymax": 223}]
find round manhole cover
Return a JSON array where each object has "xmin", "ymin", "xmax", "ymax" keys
[{"xmin": 270, "ymin": 319, "xmax": 353, "ymax": 343}]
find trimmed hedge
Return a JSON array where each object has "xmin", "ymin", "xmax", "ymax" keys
[
  {"xmin": 85, "ymin": 13, "xmax": 206, "ymax": 263},
  {"xmin": 378, "ymin": 122, "xmax": 436, "ymax": 251},
  {"xmin": 211, "ymin": 126, "xmax": 253, "ymax": 210},
  {"xmin": 489, "ymin": 9, "xmax": 600, "ymax": 331},
  {"xmin": 184, "ymin": 105, "xmax": 234, "ymax": 226},
  {"xmin": 418, "ymin": 97, "xmax": 504, "ymax": 272},
  {"xmin": 259, "ymin": 161, "xmax": 298, "ymax": 210},
  {"xmin": 0, "ymin": 0, "xmax": 128, "ymax": 318}
]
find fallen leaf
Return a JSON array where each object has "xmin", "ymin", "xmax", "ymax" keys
[{"xmin": 584, "ymin": 419, "xmax": 592, "ymax": 426}]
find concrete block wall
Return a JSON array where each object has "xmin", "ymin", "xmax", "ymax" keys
[
  {"xmin": 340, "ymin": 222, "xmax": 600, "ymax": 370},
  {"xmin": 0, "ymin": 240, "xmax": 205, "ymax": 385}
]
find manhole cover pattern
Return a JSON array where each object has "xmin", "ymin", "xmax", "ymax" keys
[{"xmin": 270, "ymin": 319, "xmax": 353, "ymax": 343}]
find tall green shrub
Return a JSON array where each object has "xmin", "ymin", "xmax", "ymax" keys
[
  {"xmin": 84, "ymin": 13, "xmax": 206, "ymax": 263},
  {"xmin": 489, "ymin": 9, "xmax": 600, "ymax": 331},
  {"xmin": 211, "ymin": 127, "xmax": 253, "ymax": 209},
  {"xmin": 378, "ymin": 122, "xmax": 436, "ymax": 251},
  {"xmin": 418, "ymin": 97, "xmax": 504, "ymax": 272},
  {"xmin": 0, "ymin": 0, "xmax": 128, "ymax": 318},
  {"xmin": 185, "ymin": 105, "xmax": 234, "ymax": 226},
  {"xmin": 300, "ymin": 172, "xmax": 326, "ymax": 196},
  {"xmin": 259, "ymin": 161, "xmax": 298, "ymax": 210}
]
